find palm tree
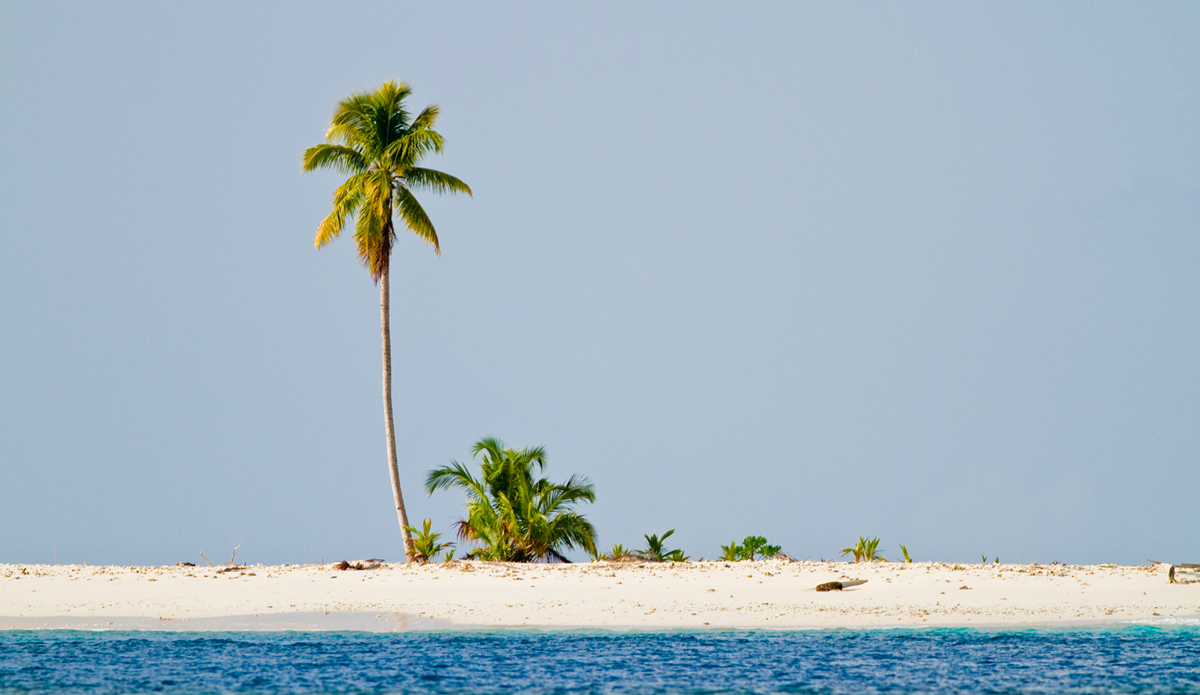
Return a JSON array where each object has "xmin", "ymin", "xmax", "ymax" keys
[
  {"xmin": 426, "ymin": 438, "xmax": 598, "ymax": 562},
  {"xmin": 303, "ymin": 81, "xmax": 471, "ymax": 561}
]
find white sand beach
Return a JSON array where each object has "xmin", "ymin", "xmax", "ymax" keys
[{"xmin": 2, "ymin": 560, "xmax": 1196, "ymax": 631}]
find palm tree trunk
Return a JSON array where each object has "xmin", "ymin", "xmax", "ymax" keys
[{"xmin": 381, "ymin": 263, "xmax": 416, "ymax": 562}]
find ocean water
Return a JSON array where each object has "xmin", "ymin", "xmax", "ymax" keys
[{"xmin": 2, "ymin": 627, "xmax": 1198, "ymax": 694}]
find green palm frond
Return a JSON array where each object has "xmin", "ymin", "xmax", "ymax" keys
[
  {"xmin": 395, "ymin": 187, "xmax": 438, "ymax": 254},
  {"xmin": 325, "ymin": 96, "xmax": 379, "ymax": 151},
  {"xmin": 410, "ymin": 104, "xmax": 440, "ymax": 131},
  {"xmin": 405, "ymin": 167, "xmax": 472, "ymax": 196},
  {"xmin": 302, "ymin": 144, "xmax": 367, "ymax": 174},
  {"xmin": 472, "ymin": 437, "xmax": 506, "ymax": 459}
]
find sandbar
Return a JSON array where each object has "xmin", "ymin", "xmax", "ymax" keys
[{"xmin": 2, "ymin": 560, "xmax": 1196, "ymax": 631}]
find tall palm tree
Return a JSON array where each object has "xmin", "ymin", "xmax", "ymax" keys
[
  {"xmin": 303, "ymin": 81, "xmax": 471, "ymax": 561},
  {"xmin": 426, "ymin": 438, "xmax": 597, "ymax": 562}
]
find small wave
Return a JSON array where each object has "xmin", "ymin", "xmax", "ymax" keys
[{"xmin": 1123, "ymin": 615, "xmax": 1200, "ymax": 626}]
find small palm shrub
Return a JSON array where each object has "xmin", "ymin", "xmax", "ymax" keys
[
  {"xmin": 722, "ymin": 536, "xmax": 783, "ymax": 561},
  {"xmin": 426, "ymin": 438, "xmax": 597, "ymax": 562},
  {"xmin": 403, "ymin": 519, "xmax": 454, "ymax": 564},
  {"xmin": 900, "ymin": 544, "xmax": 913, "ymax": 563},
  {"xmin": 600, "ymin": 543, "xmax": 637, "ymax": 561},
  {"xmin": 841, "ymin": 536, "xmax": 886, "ymax": 562},
  {"xmin": 639, "ymin": 530, "xmax": 688, "ymax": 562}
]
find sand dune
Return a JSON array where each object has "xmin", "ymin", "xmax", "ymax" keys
[{"xmin": 2, "ymin": 560, "xmax": 1196, "ymax": 631}]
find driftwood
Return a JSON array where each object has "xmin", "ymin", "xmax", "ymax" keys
[
  {"xmin": 333, "ymin": 559, "xmax": 384, "ymax": 571},
  {"xmin": 1149, "ymin": 560, "xmax": 1200, "ymax": 584},
  {"xmin": 816, "ymin": 579, "xmax": 867, "ymax": 592},
  {"xmin": 199, "ymin": 540, "xmax": 246, "ymax": 572}
]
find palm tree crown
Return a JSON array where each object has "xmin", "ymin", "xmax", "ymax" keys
[
  {"xmin": 426, "ymin": 438, "xmax": 598, "ymax": 562},
  {"xmin": 302, "ymin": 80, "xmax": 471, "ymax": 280}
]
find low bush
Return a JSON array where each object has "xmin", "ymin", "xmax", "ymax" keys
[{"xmin": 722, "ymin": 536, "xmax": 783, "ymax": 561}]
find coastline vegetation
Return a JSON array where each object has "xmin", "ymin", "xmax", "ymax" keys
[
  {"xmin": 638, "ymin": 530, "xmax": 689, "ymax": 562},
  {"xmin": 721, "ymin": 536, "xmax": 782, "ymax": 561},
  {"xmin": 302, "ymin": 83, "xmax": 921, "ymax": 569},
  {"xmin": 597, "ymin": 544, "xmax": 636, "ymax": 561},
  {"xmin": 426, "ymin": 438, "xmax": 597, "ymax": 562},
  {"xmin": 404, "ymin": 519, "xmax": 454, "ymax": 564},
  {"xmin": 842, "ymin": 536, "xmax": 887, "ymax": 563}
]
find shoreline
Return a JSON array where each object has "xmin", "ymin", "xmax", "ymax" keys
[
  {"xmin": 3, "ymin": 560, "xmax": 1196, "ymax": 632},
  {"xmin": 3, "ymin": 614, "xmax": 1199, "ymax": 633}
]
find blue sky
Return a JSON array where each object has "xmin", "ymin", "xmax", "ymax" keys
[{"xmin": 2, "ymin": 2, "xmax": 1197, "ymax": 566}]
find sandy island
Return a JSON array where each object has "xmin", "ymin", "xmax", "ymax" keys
[{"xmin": 2, "ymin": 560, "xmax": 1196, "ymax": 631}]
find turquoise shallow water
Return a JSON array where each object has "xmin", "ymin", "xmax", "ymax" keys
[{"xmin": 1, "ymin": 627, "xmax": 1198, "ymax": 694}]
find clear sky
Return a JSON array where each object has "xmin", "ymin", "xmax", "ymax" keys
[{"xmin": 2, "ymin": 2, "xmax": 1197, "ymax": 567}]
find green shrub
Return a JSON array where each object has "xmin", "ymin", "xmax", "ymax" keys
[
  {"xmin": 639, "ymin": 530, "xmax": 687, "ymax": 562},
  {"xmin": 600, "ymin": 543, "xmax": 637, "ymax": 561},
  {"xmin": 403, "ymin": 519, "xmax": 454, "ymax": 564},
  {"xmin": 426, "ymin": 438, "xmax": 596, "ymax": 562},
  {"xmin": 721, "ymin": 536, "xmax": 783, "ymax": 561}
]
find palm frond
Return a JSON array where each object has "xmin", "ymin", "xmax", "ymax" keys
[
  {"xmin": 314, "ymin": 173, "xmax": 367, "ymax": 248},
  {"xmin": 404, "ymin": 167, "xmax": 473, "ymax": 197},
  {"xmin": 376, "ymin": 80, "xmax": 413, "ymax": 146},
  {"xmin": 472, "ymin": 437, "xmax": 506, "ymax": 460},
  {"xmin": 302, "ymin": 144, "xmax": 367, "ymax": 174},
  {"xmin": 399, "ymin": 128, "xmax": 446, "ymax": 161},
  {"xmin": 395, "ymin": 186, "xmax": 440, "ymax": 254},
  {"xmin": 426, "ymin": 460, "xmax": 483, "ymax": 495},
  {"xmin": 410, "ymin": 104, "xmax": 440, "ymax": 131},
  {"xmin": 351, "ymin": 194, "xmax": 388, "ymax": 280},
  {"xmin": 326, "ymin": 93, "xmax": 380, "ymax": 153}
]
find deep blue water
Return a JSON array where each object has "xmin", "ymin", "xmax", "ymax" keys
[{"xmin": 2, "ymin": 627, "xmax": 1198, "ymax": 694}]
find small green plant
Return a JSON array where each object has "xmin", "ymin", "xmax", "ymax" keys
[
  {"xmin": 721, "ymin": 536, "xmax": 783, "ymax": 561},
  {"xmin": 981, "ymin": 554, "xmax": 999, "ymax": 565},
  {"xmin": 900, "ymin": 544, "xmax": 913, "ymax": 563},
  {"xmin": 601, "ymin": 543, "xmax": 637, "ymax": 561},
  {"xmin": 639, "ymin": 530, "xmax": 687, "ymax": 562},
  {"xmin": 743, "ymin": 536, "xmax": 781, "ymax": 560},
  {"xmin": 841, "ymin": 536, "xmax": 886, "ymax": 562},
  {"xmin": 403, "ymin": 519, "xmax": 454, "ymax": 564},
  {"xmin": 443, "ymin": 549, "xmax": 456, "ymax": 563}
]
